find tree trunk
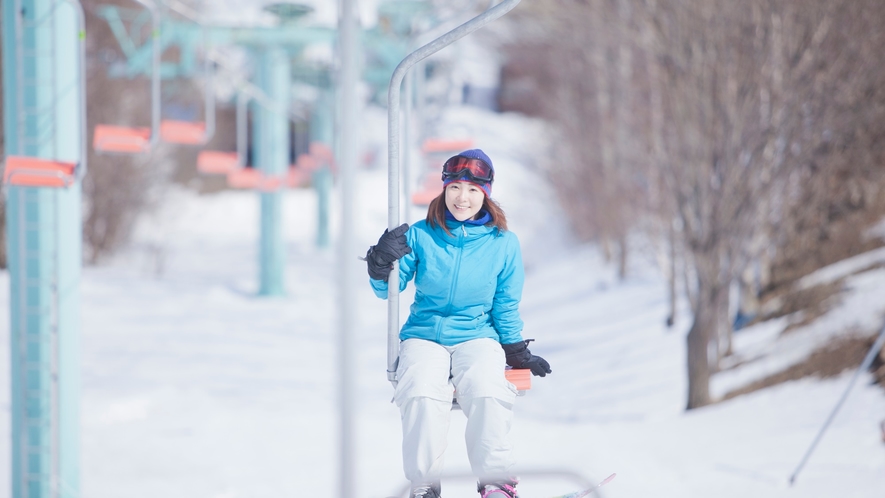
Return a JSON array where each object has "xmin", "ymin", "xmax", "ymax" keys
[
  {"xmin": 666, "ymin": 223, "xmax": 677, "ymax": 328},
  {"xmin": 686, "ymin": 255, "xmax": 724, "ymax": 410}
]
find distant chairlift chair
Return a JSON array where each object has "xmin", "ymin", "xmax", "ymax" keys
[
  {"xmin": 4, "ymin": 0, "xmax": 87, "ymax": 188},
  {"xmin": 92, "ymin": 0, "xmax": 159, "ymax": 154},
  {"xmin": 410, "ymin": 137, "xmax": 475, "ymax": 206},
  {"xmin": 93, "ymin": 0, "xmax": 215, "ymax": 153},
  {"xmin": 197, "ymin": 91, "xmax": 316, "ymax": 191}
]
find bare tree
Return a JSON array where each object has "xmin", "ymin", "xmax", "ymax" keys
[
  {"xmin": 81, "ymin": 0, "xmax": 178, "ymax": 263},
  {"xmin": 501, "ymin": 0, "xmax": 885, "ymax": 409},
  {"xmin": 503, "ymin": 0, "xmax": 642, "ymax": 276}
]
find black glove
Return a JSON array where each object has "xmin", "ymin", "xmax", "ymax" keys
[
  {"xmin": 364, "ymin": 223, "xmax": 412, "ymax": 282},
  {"xmin": 502, "ymin": 340, "xmax": 552, "ymax": 377}
]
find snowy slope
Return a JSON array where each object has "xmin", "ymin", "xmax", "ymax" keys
[{"xmin": 2, "ymin": 101, "xmax": 884, "ymax": 498}]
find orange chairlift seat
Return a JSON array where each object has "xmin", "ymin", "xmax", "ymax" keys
[
  {"xmin": 451, "ymin": 367, "xmax": 531, "ymax": 410},
  {"xmin": 411, "ymin": 138, "xmax": 475, "ymax": 206},
  {"xmin": 198, "ymin": 90, "xmax": 248, "ymax": 175},
  {"xmin": 505, "ymin": 368, "xmax": 532, "ymax": 393},
  {"xmin": 285, "ymin": 139, "xmax": 338, "ymax": 189},
  {"xmin": 411, "ymin": 172, "xmax": 443, "ymax": 206},
  {"xmin": 2, "ymin": 156, "xmax": 78, "ymax": 188},
  {"xmin": 94, "ymin": 0, "xmax": 159, "ymax": 153},
  {"xmin": 5, "ymin": 0, "xmax": 87, "ymax": 188},
  {"xmin": 160, "ymin": 57, "xmax": 215, "ymax": 145},
  {"xmin": 199, "ymin": 91, "xmax": 283, "ymax": 185},
  {"xmin": 226, "ymin": 167, "xmax": 288, "ymax": 192},
  {"xmin": 421, "ymin": 137, "xmax": 475, "ymax": 154},
  {"xmin": 160, "ymin": 119, "xmax": 208, "ymax": 145},
  {"xmin": 93, "ymin": 124, "xmax": 152, "ymax": 154},
  {"xmin": 197, "ymin": 150, "xmax": 240, "ymax": 174},
  {"xmin": 95, "ymin": 1, "xmax": 215, "ymax": 152}
]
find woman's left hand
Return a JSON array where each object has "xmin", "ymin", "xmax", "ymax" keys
[{"xmin": 503, "ymin": 340, "xmax": 552, "ymax": 377}]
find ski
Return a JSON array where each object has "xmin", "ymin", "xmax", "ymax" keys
[
  {"xmin": 548, "ymin": 473, "xmax": 616, "ymax": 498},
  {"xmin": 386, "ymin": 473, "xmax": 616, "ymax": 498}
]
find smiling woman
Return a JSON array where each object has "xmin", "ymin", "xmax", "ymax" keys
[
  {"xmin": 445, "ymin": 182, "xmax": 486, "ymax": 222},
  {"xmin": 362, "ymin": 148, "xmax": 551, "ymax": 498}
]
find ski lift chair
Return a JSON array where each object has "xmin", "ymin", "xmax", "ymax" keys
[
  {"xmin": 385, "ymin": 0, "xmax": 529, "ymax": 405},
  {"xmin": 160, "ymin": 25, "xmax": 216, "ymax": 145},
  {"xmin": 288, "ymin": 152, "xmax": 317, "ymax": 188},
  {"xmin": 411, "ymin": 138, "xmax": 475, "ymax": 206},
  {"xmin": 3, "ymin": 157, "xmax": 78, "ymax": 188},
  {"xmin": 197, "ymin": 90, "xmax": 250, "ymax": 175},
  {"xmin": 4, "ymin": 0, "xmax": 87, "ymax": 188},
  {"xmin": 93, "ymin": 0, "xmax": 159, "ymax": 154}
]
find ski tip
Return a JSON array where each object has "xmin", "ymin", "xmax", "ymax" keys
[{"xmin": 600, "ymin": 473, "xmax": 617, "ymax": 486}]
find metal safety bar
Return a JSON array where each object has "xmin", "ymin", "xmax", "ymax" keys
[
  {"xmin": 386, "ymin": 0, "xmax": 522, "ymax": 385},
  {"xmin": 64, "ymin": 0, "xmax": 88, "ymax": 180},
  {"xmin": 157, "ymin": 3, "xmax": 216, "ymax": 145},
  {"xmin": 135, "ymin": 0, "xmax": 160, "ymax": 148}
]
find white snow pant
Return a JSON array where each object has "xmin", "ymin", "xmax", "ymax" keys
[{"xmin": 394, "ymin": 338, "xmax": 518, "ymax": 485}]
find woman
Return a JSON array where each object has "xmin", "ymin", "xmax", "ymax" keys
[{"xmin": 364, "ymin": 149, "xmax": 551, "ymax": 498}]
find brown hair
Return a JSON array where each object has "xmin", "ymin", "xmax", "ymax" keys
[{"xmin": 426, "ymin": 188, "xmax": 508, "ymax": 236}]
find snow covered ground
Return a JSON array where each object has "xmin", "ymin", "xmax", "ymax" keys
[{"xmin": 2, "ymin": 106, "xmax": 885, "ymax": 498}]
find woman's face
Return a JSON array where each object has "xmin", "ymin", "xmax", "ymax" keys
[{"xmin": 445, "ymin": 181, "xmax": 485, "ymax": 221}]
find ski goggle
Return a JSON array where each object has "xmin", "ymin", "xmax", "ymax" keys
[{"xmin": 441, "ymin": 155, "xmax": 494, "ymax": 184}]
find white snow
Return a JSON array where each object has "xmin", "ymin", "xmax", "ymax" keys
[
  {"xmin": 3, "ymin": 2, "xmax": 885, "ymax": 494},
  {"xmin": 2, "ymin": 102, "xmax": 884, "ymax": 498}
]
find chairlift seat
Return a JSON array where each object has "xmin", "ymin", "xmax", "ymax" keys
[
  {"xmin": 309, "ymin": 142, "xmax": 335, "ymax": 163},
  {"xmin": 288, "ymin": 166, "xmax": 310, "ymax": 188},
  {"xmin": 160, "ymin": 120, "xmax": 207, "ymax": 145},
  {"xmin": 505, "ymin": 368, "xmax": 531, "ymax": 393},
  {"xmin": 227, "ymin": 168, "xmax": 286, "ymax": 191},
  {"xmin": 411, "ymin": 172, "xmax": 443, "ymax": 206},
  {"xmin": 197, "ymin": 151, "xmax": 240, "ymax": 174},
  {"xmin": 422, "ymin": 138, "xmax": 474, "ymax": 154},
  {"xmin": 453, "ymin": 368, "xmax": 531, "ymax": 411},
  {"xmin": 295, "ymin": 153, "xmax": 319, "ymax": 172},
  {"xmin": 93, "ymin": 124, "xmax": 151, "ymax": 153},
  {"xmin": 3, "ymin": 156, "xmax": 76, "ymax": 188},
  {"xmin": 227, "ymin": 168, "xmax": 262, "ymax": 189}
]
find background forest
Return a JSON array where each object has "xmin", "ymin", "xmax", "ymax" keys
[
  {"xmin": 2, "ymin": 1, "xmax": 885, "ymax": 496},
  {"xmin": 2, "ymin": 0, "xmax": 885, "ymax": 412},
  {"xmin": 497, "ymin": 0, "xmax": 885, "ymax": 408}
]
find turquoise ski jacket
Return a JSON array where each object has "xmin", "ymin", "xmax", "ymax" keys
[{"xmin": 370, "ymin": 218, "xmax": 525, "ymax": 346}]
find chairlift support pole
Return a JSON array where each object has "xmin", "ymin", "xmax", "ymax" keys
[
  {"xmin": 386, "ymin": 0, "xmax": 522, "ymax": 385},
  {"xmin": 2, "ymin": 1, "xmax": 86, "ymax": 496},
  {"xmin": 254, "ymin": 46, "xmax": 290, "ymax": 296},
  {"xmin": 337, "ymin": 1, "xmax": 360, "ymax": 496}
]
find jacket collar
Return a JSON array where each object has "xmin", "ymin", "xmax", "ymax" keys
[
  {"xmin": 436, "ymin": 210, "xmax": 497, "ymax": 245},
  {"xmin": 445, "ymin": 208, "xmax": 491, "ymax": 226}
]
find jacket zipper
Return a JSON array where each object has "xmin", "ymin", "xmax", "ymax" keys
[{"xmin": 436, "ymin": 224, "xmax": 466, "ymax": 343}]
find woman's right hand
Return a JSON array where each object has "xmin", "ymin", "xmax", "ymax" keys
[{"xmin": 365, "ymin": 223, "xmax": 411, "ymax": 281}]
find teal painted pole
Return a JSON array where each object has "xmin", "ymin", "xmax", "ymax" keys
[
  {"xmin": 311, "ymin": 88, "xmax": 334, "ymax": 249},
  {"xmin": 254, "ymin": 47, "xmax": 289, "ymax": 296},
  {"xmin": 3, "ymin": 1, "xmax": 83, "ymax": 497}
]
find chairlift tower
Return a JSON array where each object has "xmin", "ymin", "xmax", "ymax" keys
[
  {"xmin": 2, "ymin": 0, "xmax": 86, "ymax": 497},
  {"xmin": 93, "ymin": 1, "xmax": 336, "ymax": 295},
  {"xmin": 253, "ymin": 44, "xmax": 290, "ymax": 295}
]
